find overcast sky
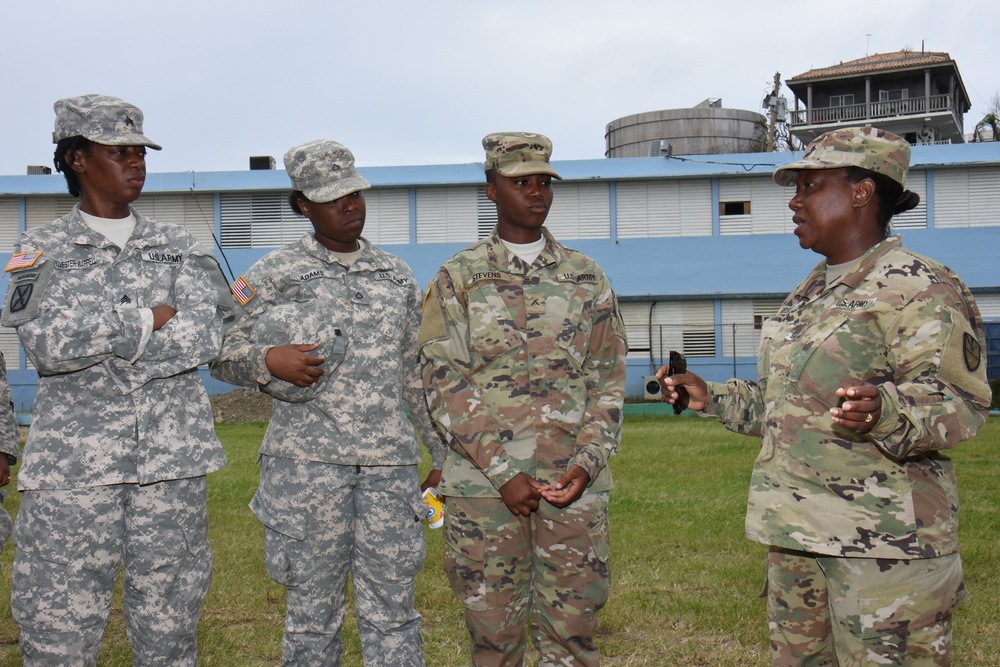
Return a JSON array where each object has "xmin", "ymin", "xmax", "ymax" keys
[{"xmin": 2, "ymin": 0, "xmax": 997, "ymax": 176}]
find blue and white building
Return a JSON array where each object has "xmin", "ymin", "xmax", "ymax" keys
[{"xmin": 2, "ymin": 142, "xmax": 998, "ymax": 412}]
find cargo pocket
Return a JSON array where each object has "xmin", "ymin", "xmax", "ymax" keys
[
  {"xmin": 858, "ymin": 554, "xmax": 965, "ymax": 664},
  {"xmin": 250, "ymin": 462, "xmax": 309, "ymax": 587}
]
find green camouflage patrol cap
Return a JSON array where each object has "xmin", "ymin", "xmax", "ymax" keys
[
  {"xmin": 482, "ymin": 132, "xmax": 562, "ymax": 180},
  {"xmin": 283, "ymin": 139, "xmax": 370, "ymax": 203},
  {"xmin": 773, "ymin": 127, "xmax": 910, "ymax": 187},
  {"xmin": 53, "ymin": 94, "xmax": 162, "ymax": 150}
]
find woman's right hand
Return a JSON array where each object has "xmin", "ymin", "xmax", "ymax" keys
[
  {"xmin": 655, "ymin": 367, "xmax": 709, "ymax": 411},
  {"xmin": 265, "ymin": 344, "xmax": 325, "ymax": 386}
]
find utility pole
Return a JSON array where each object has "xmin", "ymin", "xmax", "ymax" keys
[{"xmin": 766, "ymin": 72, "xmax": 781, "ymax": 152}]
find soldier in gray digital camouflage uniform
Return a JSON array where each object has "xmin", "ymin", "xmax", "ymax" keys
[
  {"xmin": 0, "ymin": 353, "xmax": 20, "ymax": 553},
  {"xmin": 1, "ymin": 94, "xmax": 231, "ymax": 666},
  {"xmin": 419, "ymin": 132, "xmax": 627, "ymax": 667},
  {"xmin": 210, "ymin": 139, "xmax": 447, "ymax": 667},
  {"xmin": 658, "ymin": 127, "xmax": 992, "ymax": 666}
]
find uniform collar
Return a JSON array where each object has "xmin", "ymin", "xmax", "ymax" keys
[
  {"xmin": 484, "ymin": 225, "xmax": 562, "ymax": 273},
  {"xmin": 797, "ymin": 236, "xmax": 901, "ymax": 299},
  {"xmin": 66, "ymin": 204, "xmax": 168, "ymax": 250},
  {"xmin": 300, "ymin": 232, "xmax": 393, "ymax": 272}
]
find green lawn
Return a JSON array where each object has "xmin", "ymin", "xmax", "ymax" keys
[{"xmin": 1, "ymin": 416, "xmax": 998, "ymax": 666}]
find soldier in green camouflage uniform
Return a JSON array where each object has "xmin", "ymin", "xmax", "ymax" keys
[
  {"xmin": 1, "ymin": 94, "xmax": 231, "ymax": 666},
  {"xmin": 419, "ymin": 132, "xmax": 627, "ymax": 666},
  {"xmin": 210, "ymin": 139, "xmax": 447, "ymax": 667},
  {"xmin": 658, "ymin": 127, "xmax": 992, "ymax": 666}
]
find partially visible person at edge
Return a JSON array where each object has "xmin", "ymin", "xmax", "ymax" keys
[
  {"xmin": 658, "ymin": 127, "xmax": 991, "ymax": 666},
  {"xmin": 210, "ymin": 139, "xmax": 447, "ymax": 667},
  {"xmin": 419, "ymin": 132, "xmax": 627, "ymax": 667},
  {"xmin": 1, "ymin": 94, "xmax": 232, "ymax": 667},
  {"xmin": 0, "ymin": 353, "xmax": 20, "ymax": 557}
]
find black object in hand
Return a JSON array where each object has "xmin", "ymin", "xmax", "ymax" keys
[{"xmin": 667, "ymin": 350, "xmax": 689, "ymax": 415}]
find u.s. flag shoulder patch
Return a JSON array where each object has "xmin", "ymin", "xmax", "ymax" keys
[
  {"xmin": 5, "ymin": 251, "xmax": 42, "ymax": 272},
  {"xmin": 230, "ymin": 275, "xmax": 257, "ymax": 306}
]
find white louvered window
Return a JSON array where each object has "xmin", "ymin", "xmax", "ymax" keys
[
  {"xmin": 616, "ymin": 179, "xmax": 712, "ymax": 238},
  {"xmin": 0, "ymin": 198, "xmax": 20, "ymax": 252},
  {"xmin": 974, "ymin": 293, "xmax": 1000, "ymax": 319},
  {"xmin": 363, "ymin": 189, "xmax": 410, "ymax": 245},
  {"xmin": 0, "ymin": 330, "xmax": 22, "ymax": 371},
  {"xmin": 25, "ymin": 196, "xmax": 76, "ymax": 229},
  {"xmin": 681, "ymin": 301, "xmax": 716, "ymax": 357},
  {"xmin": 891, "ymin": 169, "xmax": 927, "ymax": 230},
  {"xmin": 219, "ymin": 193, "xmax": 309, "ymax": 249},
  {"xmin": 619, "ymin": 301, "xmax": 653, "ymax": 361},
  {"xmin": 933, "ymin": 167, "xmax": 1000, "ymax": 228},
  {"xmin": 415, "ymin": 186, "xmax": 478, "ymax": 244},
  {"xmin": 718, "ymin": 177, "xmax": 794, "ymax": 235},
  {"xmin": 477, "ymin": 187, "xmax": 497, "ymax": 239},
  {"xmin": 131, "ymin": 193, "xmax": 217, "ymax": 246},
  {"xmin": 545, "ymin": 182, "xmax": 610, "ymax": 240}
]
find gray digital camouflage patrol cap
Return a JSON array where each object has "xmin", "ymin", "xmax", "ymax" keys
[
  {"xmin": 53, "ymin": 94, "xmax": 162, "ymax": 149},
  {"xmin": 283, "ymin": 139, "xmax": 371, "ymax": 203},
  {"xmin": 251, "ymin": 301, "xmax": 346, "ymax": 403},
  {"xmin": 773, "ymin": 127, "xmax": 910, "ymax": 187},
  {"xmin": 483, "ymin": 132, "xmax": 562, "ymax": 180}
]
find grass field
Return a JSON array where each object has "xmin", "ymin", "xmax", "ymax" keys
[{"xmin": 1, "ymin": 415, "xmax": 998, "ymax": 666}]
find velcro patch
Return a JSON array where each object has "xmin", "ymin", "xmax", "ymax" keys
[
  {"xmin": 467, "ymin": 271, "xmax": 507, "ymax": 286},
  {"xmin": 963, "ymin": 332, "xmax": 982, "ymax": 372},
  {"xmin": 5, "ymin": 251, "xmax": 42, "ymax": 272},
  {"xmin": 557, "ymin": 272, "xmax": 598, "ymax": 284},
  {"xmin": 231, "ymin": 275, "xmax": 257, "ymax": 306},
  {"xmin": 143, "ymin": 251, "xmax": 183, "ymax": 264}
]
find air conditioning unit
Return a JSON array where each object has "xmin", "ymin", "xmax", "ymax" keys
[
  {"xmin": 643, "ymin": 376, "xmax": 663, "ymax": 401},
  {"xmin": 27, "ymin": 165, "xmax": 52, "ymax": 175},
  {"xmin": 648, "ymin": 140, "xmax": 672, "ymax": 158},
  {"xmin": 249, "ymin": 155, "xmax": 276, "ymax": 170}
]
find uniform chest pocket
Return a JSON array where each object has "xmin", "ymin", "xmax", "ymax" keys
[
  {"xmin": 550, "ymin": 280, "xmax": 595, "ymax": 367},
  {"xmin": 467, "ymin": 283, "xmax": 525, "ymax": 365},
  {"xmin": 781, "ymin": 311, "xmax": 886, "ymax": 408}
]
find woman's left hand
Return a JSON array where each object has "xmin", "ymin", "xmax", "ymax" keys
[{"xmin": 831, "ymin": 381, "xmax": 882, "ymax": 433}]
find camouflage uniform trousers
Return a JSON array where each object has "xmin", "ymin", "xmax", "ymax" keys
[
  {"xmin": 252, "ymin": 455, "xmax": 427, "ymax": 667},
  {"xmin": 11, "ymin": 477, "xmax": 212, "ymax": 667},
  {"xmin": 767, "ymin": 547, "xmax": 965, "ymax": 666},
  {"xmin": 444, "ymin": 491, "xmax": 611, "ymax": 667}
]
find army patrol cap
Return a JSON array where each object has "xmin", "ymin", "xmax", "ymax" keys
[
  {"xmin": 773, "ymin": 127, "xmax": 910, "ymax": 187},
  {"xmin": 250, "ymin": 301, "xmax": 345, "ymax": 403},
  {"xmin": 483, "ymin": 132, "xmax": 562, "ymax": 180},
  {"xmin": 53, "ymin": 94, "xmax": 162, "ymax": 150},
  {"xmin": 284, "ymin": 139, "xmax": 370, "ymax": 203}
]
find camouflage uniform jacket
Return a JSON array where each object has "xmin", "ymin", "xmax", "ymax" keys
[
  {"xmin": 0, "ymin": 354, "xmax": 19, "ymax": 464},
  {"xmin": 419, "ymin": 226, "xmax": 627, "ymax": 497},
  {"xmin": 706, "ymin": 236, "xmax": 991, "ymax": 559},
  {"xmin": 1, "ymin": 205, "xmax": 229, "ymax": 490},
  {"xmin": 210, "ymin": 233, "xmax": 446, "ymax": 468}
]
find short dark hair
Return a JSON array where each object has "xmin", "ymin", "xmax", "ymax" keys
[
  {"xmin": 53, "ymin": 136, "xmax": 93, "ymax": 198},
  {"xmin": 288, "ymin": 190, "xmax": 307, "ymax": 216},
  {"xmin": 843, "ymin": 166, "xmax": 920, "ymax": 237}
]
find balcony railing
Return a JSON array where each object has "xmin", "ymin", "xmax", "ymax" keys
[{"xmin": 789, "ymin": 94, "xmax": 955, "ymax": 126}]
